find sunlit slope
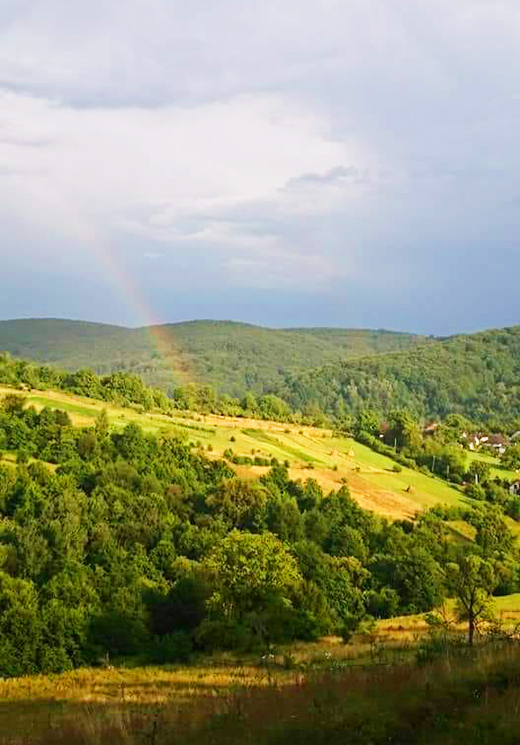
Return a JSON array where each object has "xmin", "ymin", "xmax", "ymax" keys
[{"xmin": 0, "ymin": 384, "xmax": 466, "ymax": 520}]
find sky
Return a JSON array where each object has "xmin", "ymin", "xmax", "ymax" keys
[{"xmin": 1, "ymin": 0, "xmax": 519, "ymax": 334}]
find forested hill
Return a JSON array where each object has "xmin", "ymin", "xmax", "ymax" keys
[
  {"xmin": 277, "ymin": 326, "xmax": 520, "ymax": 425},
  {"xmin": 0, "ymin": 318, "xmax": 428, "ymax": 398}
]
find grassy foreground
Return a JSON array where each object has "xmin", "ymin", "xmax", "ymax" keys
[
  {"xmin": 4, "ymin": 642, "xmax": 520, "ymax": 744},
  {"xmin": 2, "ymin": 595, "xmax": 519, "ymax": 743}
]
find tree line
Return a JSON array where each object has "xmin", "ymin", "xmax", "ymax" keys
[{"xmin": 0, "ymin": 353, "xmax": 304, "ymax": 424}]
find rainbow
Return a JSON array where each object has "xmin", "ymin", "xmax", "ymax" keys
[{"xmin": 94, "ymin": 245, "xmax": 191, "ymax": 385}]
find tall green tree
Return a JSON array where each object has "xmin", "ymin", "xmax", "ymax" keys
[{"xmin": 446, "ymin": 554, "xmax": 496, "ymax": 646}]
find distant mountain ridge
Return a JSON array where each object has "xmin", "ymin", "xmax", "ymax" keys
[{"xmin": 0, "ymin": 318, "xmax": 430, "ymax": 398}]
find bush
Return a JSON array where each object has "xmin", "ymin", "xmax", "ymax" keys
[
  {"xmin": 194, "ymin": 619, "xmax": 253, "ymax": 652},
  {"xmin": 39, "ymin": 646, "xmax": 74, "ymax": 674},
  {"xmin": 466, "ymin": 483, "xmax": 486, "ymax": 501},
  {"xmin": 150, "ymin": 631, "xmax": 193, "ymax": 663},
  {"xmin": 16, "ymin": 449, "xmax": 29, "ymax": 464}
]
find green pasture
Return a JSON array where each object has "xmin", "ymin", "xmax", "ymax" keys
[{"xmin": 467, "ymin": 449, "xmax": 517, "ymax": 481}]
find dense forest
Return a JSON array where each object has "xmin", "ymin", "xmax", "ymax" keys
[
  {"xmin": 0, "ymin": 352, "xmax": 300, "ymax": 424},
  {"xmin": 0, "ymin": 318, "xmax": 429, "ymax": 398},
  {"xmin": 279, "ymin": 326, "xmax": 520, "ymax": 425},
  {"xmin": 0, "ymin": 383, "xmax": 519, "ymax": 676}
]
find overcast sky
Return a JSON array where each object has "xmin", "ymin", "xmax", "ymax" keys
[{"xmin": 1, "ymin": 0, "xmax": 519, "ymax": 333}]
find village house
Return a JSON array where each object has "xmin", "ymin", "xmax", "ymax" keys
[
  {"xmin": 461, "ymin": 432, "xmax": 489, "ymax": 451},
  {"xmin": 461, "ymin": 431, "xmax": 509, "ymax": 455},
  {"xmin": 485, "ymin": 433, "xmax": 510, "ymax": 455}
]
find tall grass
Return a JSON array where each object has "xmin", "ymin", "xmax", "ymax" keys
[{"xmin": 4, "ymin": 641, "xmax": 520, "ymax": 744}]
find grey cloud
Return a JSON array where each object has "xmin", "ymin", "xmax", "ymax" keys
[{"xmin": 1, "ymin": 0, "xmax": 520, "ymax": 332}]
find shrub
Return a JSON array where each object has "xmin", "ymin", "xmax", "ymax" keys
[
  {"xmin": 150, "ymin": 631, "xmax": 193, "ymax": 663},
  {"xmin": 466, "ymin": 483, "xmax": 486, "ymax": 501},
  {"xmin": 16, "ymin": 449, "xmax": 29, "ymax": 464},
  {"xmin": 194, "ymin": 619, "xmax": 253, "ymax": 652}
]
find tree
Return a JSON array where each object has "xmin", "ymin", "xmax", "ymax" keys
[
  {"xmin": 207, "ymin": 530, "xmax": 301, "ymax": 621},
  {"xmin": 0, "ymin": 572, "xmax": 42, "ymax": 676},
  {"xmin": 445, "ymin": 554, "xmax": 496, "ymax": 646},
  {"xmin": 470, "ymin": 506, "xmax": 514, "ymax": 559},
  {"xmin": 501, "ymin": 444, "xmax": 520, "ymax": 471},
  {"xmin": 438, "ymin": 414, "xmax": 474, "ymax": 444},
  {"xmin": 467, "ymin": 460, "xmax": 491, "ymax": 486},
  {"xmin": 95, "ymin": 409, "xmax": 110, "ymax": 439},
  {"xmin": 1, "ymin": 394, "xmax": 25, "ymax": 417},
  {"xmin": 385, "ymin": 410, "xmax": 421, "ymax": 452},
  {"xmin": 205, "ymin": 479, "xmax": 268, "ymax": 531},
  {"xmin": 353, "ymin": 410, "xmax": 380, "ymax": 438}
]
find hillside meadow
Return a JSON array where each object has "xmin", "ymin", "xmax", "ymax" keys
[{"xmin": 0, "ymin": 384, "xmax": 468, "ymax": 521}]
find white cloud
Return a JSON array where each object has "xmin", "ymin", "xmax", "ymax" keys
[{"xmin": 0, "ymin": 87, "xmax": 370, "ymax": 286}]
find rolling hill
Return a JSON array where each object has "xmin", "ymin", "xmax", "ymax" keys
[
  {"xmin": 4, "ymin": 318, "xmax": 520, "ymax": 425},
  {"xmin": 0, "ymin": 318, "xmax": 429, "ymax": 398},
  {"xmin": 278, "ymin": 325, "xmax": 520, "ymax": 424}
]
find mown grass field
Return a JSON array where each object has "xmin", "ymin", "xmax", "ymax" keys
[{"xmin": 0, "ymin": 385, "xmax": 469, "ymax": 521}]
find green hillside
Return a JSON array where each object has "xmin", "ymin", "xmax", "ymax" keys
[
  {"xmin": 0, "ymin": 318, "xmax": 428, "ymax": 398},
  {"xmin": 278, "ymin": 325, "xmax": 520, "ymax": 424},
  {"xmin": 0, "ymin": 382, "xmax": 467, "ymax": 521},
  {"xmin": 6, "ymin": 319, "xmax": 520, "ymax": 426}
]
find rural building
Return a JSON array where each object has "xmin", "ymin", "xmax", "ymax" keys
[
  {"xmin": 462, "ymin": 432, "xmax": 489, "ymax": 451},
  {"xmin": 461, "ymin": 431, "xmax": 509, "ymax": 455},
  {"xmin": 509, "ymin": 480, "xmax": 520, "ymax": 495},
  {"xmin": 484, "ymin": 433, "xmax": 510, "ymax": 455}
]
